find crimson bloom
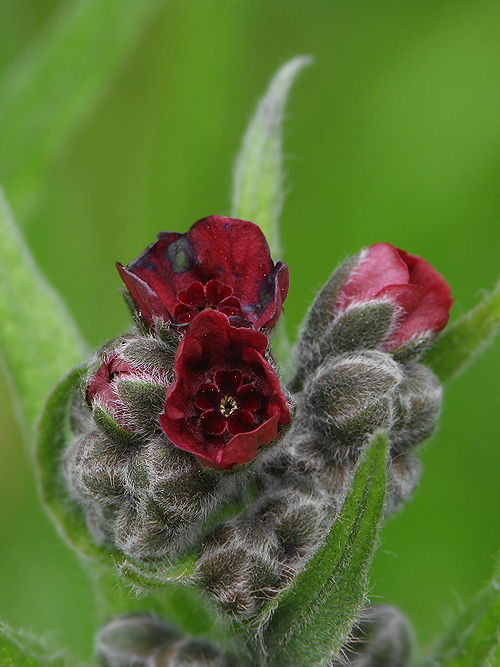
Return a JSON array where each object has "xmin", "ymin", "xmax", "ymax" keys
[
  {"xmin": 160, "ymin": 310, "xmax": 290, "ymax": 470},
  {"xmin": 335, "ymin": 243, "xmax": 452, "ymax": 350},
  {"xmin": 117, "ymin": 215, "xmax": 289, "ymax": 331}
]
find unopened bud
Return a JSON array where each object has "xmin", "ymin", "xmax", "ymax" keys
[
  {"xmin": 303, "ymin": 351, "xmax": 403, "ymax": 453},
  {"xmin": 95, "ymin": 614, "xmax": 234, "ymax": 667},
  {"xmin": 334, "ymin": 605, "xmax": 413, "ymax": 667}
]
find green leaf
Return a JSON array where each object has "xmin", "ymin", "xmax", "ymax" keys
[
  {"xmin": 0, "ymin": 620, "xmax": 72, "ymax": 667},
  {"xmin": 262, "ymin": 431, "xmax": 388, "ymax": 667},
  {"xmin": 423, "ymin": 562, "xmax": 500, "ymax": 667},
  {"xmin": 0, "ymin": 0, "xmax": 161, "ymax": 218},
  {"xmin": 0, "ymin": 187, "xmax": 87, "ymax": 440},
  {"xmin": 426, "ymin": 280, "xmax": 500, "ymax": 383},
  {"xmin": 231, "ymin": 56, "xmax": 311, "ymax": 365},
  {"xmin": 231, "ymin": 55, "xmax": 311, "ymax": 258}
]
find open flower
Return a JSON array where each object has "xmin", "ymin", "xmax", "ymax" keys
[
  {"xmin": 160, "ymin": 310, "xmax": 290, "ymax": 469},
  {"xmin": 334, "ymin": 243, "xmax": 452, "ymax": 350},
  {"xmin": 117, "ymin": 215, "xmax": 289, "ymax": 331}
]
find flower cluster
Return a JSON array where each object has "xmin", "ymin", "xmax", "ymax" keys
[
  {"xmin": 96, "ymin": 215, "xmax": 291, "ymax": 471},
  {"xmin": 63, "ymin": 216, "xmax": 452, "ymax": 632}
]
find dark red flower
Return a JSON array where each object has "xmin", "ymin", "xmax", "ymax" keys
[
  {"xmin": 159, "ymin": 310, "xmax": 290, "ymax": 470},
  {"xmin": 335, "ymin": 243, "xmax": 453, "ymax": 350},
  {"xmin": 117, "ymin": 215, "xmax": 289, "ymax": 331}
]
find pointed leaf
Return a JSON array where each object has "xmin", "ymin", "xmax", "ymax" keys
[
  {"xmin": 231, "ymin": 56, "xmax": 311, "ymax": 365},
  {"xmin": 0, "ymin": 187, "xmax": 87, "ymax": 440},
  {"xmin": 262, "ymin": 431, "xmax": 388, "ymax": 667},
  {"xmin": 0, "ymin": 0, "xmax": 161, "ymax": 217},
  {"xmin": 423, "ymin": 562, "xmax": 500, "ymax": 667},
  {"xmin": 0, "ymin": 620, "xmax": 72, "ymax": 667},
  {"xmin": 426, "ymin": 280, "xmax": 500, "ymax": 383},
  {"xmin": 231, "ymin": 55, "xmax": 311, "ymax": 258}
]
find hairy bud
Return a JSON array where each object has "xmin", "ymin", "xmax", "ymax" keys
[
  {"xmin": 333, "ymin": 605, "xmax": 413, "ymax": 667},
  {"xmin": 96, "ymin": 614, "xmax": 235, "ymax": 667},
  {"xmin": 302, "ymin": 351, "xmax": 404, "ymax": 456}
]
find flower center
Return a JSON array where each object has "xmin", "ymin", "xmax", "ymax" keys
[{"xmin": 220, "ymin": 395, "xmax": 237, "ymax": 417}]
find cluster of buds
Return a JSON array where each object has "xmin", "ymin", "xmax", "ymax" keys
[{"xmin": 63, "ymin": 216, "xmax": 452, "ymax": 662}]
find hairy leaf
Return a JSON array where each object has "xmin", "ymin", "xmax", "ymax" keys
[
  {"xmin": 423, "ymin": 562, "xmax": 500, "ymax": 667},
  {"xmin": 0, "ymin": 621, "xmax": 71, "ymax": 667},
  {"xmin": 0, "ymin": 0, "xmax": 161, "ymax": 218},
  {"xmin": 0, "ymin": 187, "xmax": 87, "ymax": 440},
  {"xmin": 231, "ymin": 56, "xmax": 311, "ymax": 257},
  {"xmin": 231, "ymin": 56, "xmax": 311, "ymax": 365},
  {"xmin": 426, "ymin": 280, "xmax": 500, "ymax": 383},
  {"xmin": 262, "ymin": 431, "xmax": 388, "ymax": 667}
]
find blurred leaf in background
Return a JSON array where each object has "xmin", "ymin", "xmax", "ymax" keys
[{"xmin": 0, "ymin": 0, "xmax": 499, "ymax": 663}]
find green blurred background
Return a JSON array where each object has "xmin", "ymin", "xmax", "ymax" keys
[{"xmin": 1, "ymin": 0, "xmax": 499, "ymax": 661}]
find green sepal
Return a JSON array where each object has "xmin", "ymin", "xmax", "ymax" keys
[
  {"xmin": 422, "ymin": 561, "xmax": 500, "ymax": 667},
  {"xmin": 425, "ymin": 280, "xmax": 500, "ymax": 383},
  {"xmin": 260, "ymin": 431, "xmax": 388, "ymax": 667},
  {"xmin": 286, "ymin": 254, "xmax": 360, "ymax": 391},
  {"xmin": 117, "ymin": 380, "xmax": 167, "ymax": 433},
  {"xmin": 392, "ymin": 332, "xmax": 434, "ymax": 363},
  {"xmin": 92, "ymin": 405, "xmax": 140, "ymax": 447},
  {"xmin": 0, "ymin": 619, "xmax": 72, "ymax": 667},
  {"xmin": 319, "ymin": 301, "xmax": 395, "ymax": 356},
  {"xmin": 36, "ymin": 366, "xmax": 121, "ymax": 565}
]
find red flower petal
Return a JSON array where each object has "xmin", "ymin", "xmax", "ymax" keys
[
  {"xmin": 334, "ymin": 243, "xmax": 452, "ymax": 349},
  {"xmin": 160, "ymin": 310, "xmax": 290, "ymax": 469},
  {"xmin": 227, "ymin": 409, "xmax": 255, "ymax": 435},
  {"xmin": 205, "ymin": 279, "xmax": 232, "ymax": 306},
  {"xmin": 118, "ymin": 216, "xmax": 289, "ymax": 331},
  {"xmin": 173, "ymin": 303, "xmax": 198, "ymax": 324},
  {"xmin": 215, "ymin": 370, "xmax": 242, "ymax": 395},
  {"xmin": 215, "ymin": 414, "xmax": 280, "ymax": 469},
  {"xmin": 195, "ymin": 383, "xmax": 219, "ymax": 410},
  {"xmin": 116, "ymin": 263, "xmax": 171, "ymax": 328},
  {"xmin": 178, "ymin": 282, "xmax": 205, "ymax": 307},
  {"xmin": 200, "ymin": 410, "xmax": 226, "ymax": 435},
  {"xmin": 237, "ymin": 385, "xmax": 262, "ymax": 412}
]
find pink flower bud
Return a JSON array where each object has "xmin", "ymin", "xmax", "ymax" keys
[
  {"xmin": 160, "ymin": 310, "xmax": 291, "ymax": 470},
  {"xmin": 334, "ymin": 243, "xmax": 452, "ymax": 350},
  {"xmin": 86, "ymin": 350, "xmax": 169, "ymax": 433}
]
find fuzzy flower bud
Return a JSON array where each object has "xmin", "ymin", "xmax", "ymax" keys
[
  {"xmin": 290, "ymin": 243, "xmax": 452, "ymax": 392},
  {"xmin": 85, "ymin": 338, "xmax": 173, "ymax": 443},
  {"xmin": 64, "ymin": 334, "xmax": 238, "ymax": 560},
  {"xmin": 298, "ymin": 350, "xmax": 442, "ymax": 462},
  {"xmin": 333, "ymin": 605, "xmax": 413, "ymax": 667},
  {"xmin": 95, "ymin": 614, "xmax": 235, "ymax": 667},
  {"xmin": 302, "ymin": 351, "xmax": 404, "ymax": 455}
]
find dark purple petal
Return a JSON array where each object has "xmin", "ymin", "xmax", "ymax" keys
[
  {"xmin": 178, "ymin": 282, "xmax": 205, "ymax": 306},
  {"xmin": 200, "ymin": 410, "xmax": 226, "ymax": 435},
  {"xmin": 195, "ymin": 383, "xmax": 219, "ymax": 410},
  {"xmin": 227, "ymin": 409, "xmax": 255, "ymax": 435},
  {"xmin": 118, "ymin": 216, "xmax": 289, "ymax": 331},
  {"xmin": 205, "ymin": 279, "xmax": 232, "ymax": 306},
  {"xmin": 215, "ymin": 370, "xmax": 242, "ymax": 395},
  {"xmin": 236, "ymin": 385, "xmax": 262, "ymax": 412}
]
